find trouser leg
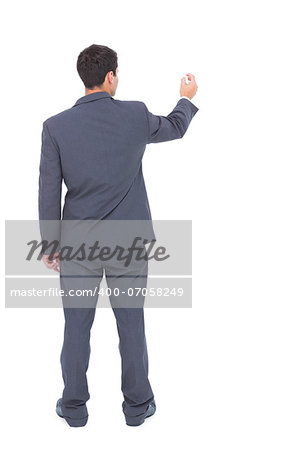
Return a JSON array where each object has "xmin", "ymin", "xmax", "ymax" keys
[
  {"xmin": 112, "ymin": 307, "xmax": 154, "ymax": 423},
  {"xmin": 59, "ymin": 308, "xmax": 96, "ymax": 424},
  {"xmin": 106, "ymin": 249, "xmax": 155, "ymax": 425},
  {"xmin": 59, "ymin": 260, "xmax": 103, "ymax": 425}
]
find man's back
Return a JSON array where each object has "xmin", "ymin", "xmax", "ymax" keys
[{"xmin": 39, "ymin": 91, "xmax": 199, "ymax": 227}]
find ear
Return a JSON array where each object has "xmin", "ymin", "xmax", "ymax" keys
[{"xmin": 107, "ymin": 71, "xmax": 114, "ymax": 83}]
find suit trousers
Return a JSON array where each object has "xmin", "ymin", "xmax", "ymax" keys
[{"xmin": 58, "ymin": 244, "xmax": 155, "ymax": 426}]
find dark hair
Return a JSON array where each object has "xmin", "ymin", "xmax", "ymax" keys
[{"xmin": 77, "ymin": 44, "xmax": 118, "ymax": 89}]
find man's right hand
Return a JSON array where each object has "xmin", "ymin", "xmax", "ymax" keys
[{"xmin": 180, "ymin": 73, "xmax": 198, "ymax": 100}]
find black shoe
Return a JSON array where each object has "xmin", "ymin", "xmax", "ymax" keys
[
  {"xmin": 56, "ymin": 398, "xmax": 88, "ymax": 427},
  {"xmin": 56, "ymin": 398, "xmax": 64, "ymax": 418},
  {"xmin": 126, "ymin": 400, "xmax": 156, "ymax": 426}
]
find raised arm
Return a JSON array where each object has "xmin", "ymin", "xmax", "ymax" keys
[{"xmin": 144, "ymin": 73, "xmax": 199, "ymax": 144}]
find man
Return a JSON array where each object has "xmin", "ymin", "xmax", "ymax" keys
[{"xmin": 38, "ymin": 44, "xmax": 198, "ymax": 427}]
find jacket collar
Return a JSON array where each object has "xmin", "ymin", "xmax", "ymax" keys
[{"xmin": 73, "ymin": 91, "xmax": 112, "ymax": 107}]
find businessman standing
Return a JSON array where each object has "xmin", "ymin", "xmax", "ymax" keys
[{"xmin": 38, "ymin": 44, "xmax": 198, "ymax": 427}]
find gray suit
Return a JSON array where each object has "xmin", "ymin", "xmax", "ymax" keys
[{"xmin": 38, "ymin": 91, "xmax": 198, "ymax": 426}]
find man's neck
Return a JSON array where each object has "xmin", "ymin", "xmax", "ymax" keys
[{"xmin": 85, "ymin": 88, "xmax": 109, "ymax": 96}]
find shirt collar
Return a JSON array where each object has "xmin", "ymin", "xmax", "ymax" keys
[{"xmin": 73, "ymin": 91, "xmax": 112, "ymax": 107}]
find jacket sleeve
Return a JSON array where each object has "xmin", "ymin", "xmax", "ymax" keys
[
  {"xmin": 38, "ymin": 121, "xmax": 62, "ymax": 254},
  {"xmin": 143, "ymin": 98, "xmax": 199, "ymax": 144}
]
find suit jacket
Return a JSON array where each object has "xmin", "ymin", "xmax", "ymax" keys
[{"xmin": 38, "ymin": 91, "xmax": 199, "ymax": 250}]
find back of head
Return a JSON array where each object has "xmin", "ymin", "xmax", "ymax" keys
[{"xmin": 77, "ymin": 44, "xmax": 118, "ymax": 89}]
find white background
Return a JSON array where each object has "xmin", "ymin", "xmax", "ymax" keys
[{"xmin": 1, "ymin": 0, "xmax": 300, "ymax": 449}]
